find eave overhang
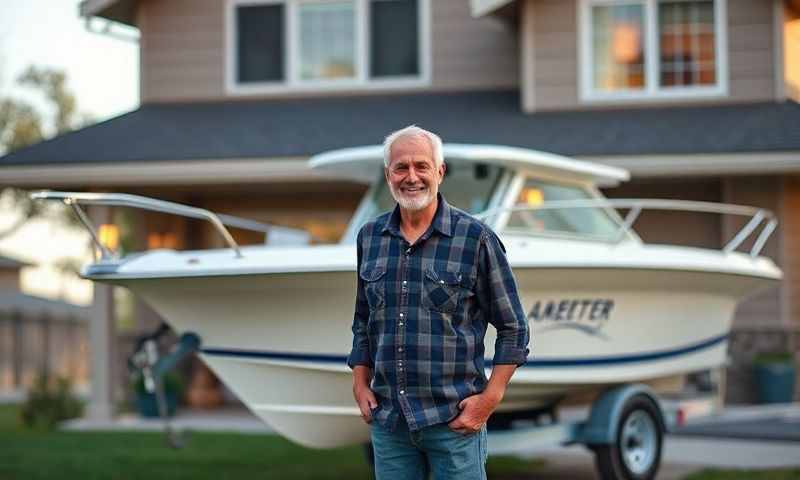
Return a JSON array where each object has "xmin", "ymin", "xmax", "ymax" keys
[
  {"xmin": 79, "ymin": 0, "xmax": 136, "ymax": 27},
  {"xmin": 470, "ymin": 0, "xmax": 515, "ymax": 17}
]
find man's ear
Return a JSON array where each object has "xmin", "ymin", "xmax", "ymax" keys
[
  {"xmin": 438, "ymin": 163, "xmax": 446, "ymax": 184},
  {"xmin": 384, "ymin": 166, "xmax": 390, "ymax": 183}
]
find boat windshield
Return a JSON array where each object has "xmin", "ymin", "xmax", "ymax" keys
[
  {"xmin": 354, "ymin": 162, "xmax": 506, "ymax": 233},
  {"xmin": 503, "ymin": 178, "xmax": 621, "ymax": 239}
]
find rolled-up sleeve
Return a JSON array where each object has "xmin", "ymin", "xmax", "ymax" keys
[
  {"xmin": 477, "ymin": 230, "xmax": 531, "ymax": 367},
  {"xmin": 347, "ymin": 229, "xmax": 373, "ymax": 369}
]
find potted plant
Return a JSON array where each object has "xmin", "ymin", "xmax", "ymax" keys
[
  {"xmin": 753, "ymin": 352, "xmax": 796, "ymax": 404},
  {"xmin": 131, "ymin": 371, "xmax": 184, "ymax": 417}
]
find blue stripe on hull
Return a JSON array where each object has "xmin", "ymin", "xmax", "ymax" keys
[{"xmin": 201, "ymin": 333, "xmax": 728, "ymax": 368}]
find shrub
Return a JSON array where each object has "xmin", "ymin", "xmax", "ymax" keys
[
  {"xmin": 19, "ymin": 372, "xmax": 84, "ymax": 430},
  {"xmin": 753, "ymin": 352, "xmax": 794, "ymax": 365}
]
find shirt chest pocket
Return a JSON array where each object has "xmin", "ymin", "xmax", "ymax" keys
[
  {"xmin": 423, "ymin": 268, "xmax": 475, "ymax": 314},
  {"xmin": 359, "ymin": 264, "xmax": 387, "ymax": 311}
]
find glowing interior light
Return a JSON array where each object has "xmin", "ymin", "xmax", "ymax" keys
[
  {"xmin": 98, "ymin": 224, "xmax": 119, "ymax": 250},
  {"xmin": 524, "ymin": 188, "xmax": 545, "ymax": 206}
]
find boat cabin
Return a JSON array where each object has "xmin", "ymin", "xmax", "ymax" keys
[{"xmin": 309, "ymin": 144, "xmax": 631, "ymax": 244}]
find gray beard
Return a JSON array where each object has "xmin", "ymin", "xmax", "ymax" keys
[{"xmin": 389, "ymin": 184, "xmax": 436, "ymax": 211}]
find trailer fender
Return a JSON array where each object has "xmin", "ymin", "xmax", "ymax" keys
[{"xmin": 577, "ymin": 384, "xmax": 665, "ymax": 446}]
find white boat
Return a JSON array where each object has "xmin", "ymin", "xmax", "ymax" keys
[{"xmin": 32, "ymin": 144, "xmax": 781, "ymax": 450}]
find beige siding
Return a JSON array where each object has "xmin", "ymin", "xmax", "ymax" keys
[
  {"xmin": 523, "ymin": 0, "xmax": 777, "ymax": 112},
  {"xmin": 139, "ymin": 0, "xmax": 518, "ymax": 103},
  {"xmin": 138, "ymin": 0, "xmax": 225, "ymax": 102},
  {"xmin": 782, "ymin": 176, "xmax": 800, "ymax": 328},
  {"xmin": 721, "ymin": 177, "xmax": 783, "ymax": 329},
  {"xmin": 524, "ymin": 0, "xmax": 579, "ymax": 111},
  {"xmin": 429, "ymin": 0, "xmax": 518, "ymax": 91},
  {"xmin": 727, "ymin": 0, "xmax": 776, "ymax": 102}
]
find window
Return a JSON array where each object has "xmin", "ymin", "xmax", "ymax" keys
[
  {"xmin": 236, "ymin": 4, "xmax": 284, "ymax": 83},
  {"xmin": 504, "ymin": 179, "xmax": 621, "ymax": 239},
  {"xmin": 299, "ymin": 2, "xmax": 356, "ymax": 80},
  {"xmin": 227, "ymin": 0, "xmax": 430, "ymax": 93},
  {"xmin": 579, "ymin": 0, "xmax": 727, "ymax": 101}
]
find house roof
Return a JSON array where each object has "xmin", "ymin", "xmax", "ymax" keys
[
  {"xmin": 0, "ymin": 291, "xmax": 89, "ymax": 318},
  {"xmin": 1, "ymin": 90, "xmax": 799, "ymax": 168}
]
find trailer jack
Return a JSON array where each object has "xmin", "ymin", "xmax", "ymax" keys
[{"xmin": 128, "ymin": 324, "xmax": 201, "ymax": 449}]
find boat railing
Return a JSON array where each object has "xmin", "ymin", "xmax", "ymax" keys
[
  {"xmin": 29, "ymin": 190, "xmax": 308, "ymax": 260},
  {"xmin": 476, "ymin": 198, "xmax": 777, "ymax": 258}
]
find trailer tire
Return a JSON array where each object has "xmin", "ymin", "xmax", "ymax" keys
[{"xmin": 594, "ymin": 394, "xmax": 663, "ymax": 480}]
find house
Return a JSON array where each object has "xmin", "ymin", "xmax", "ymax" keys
[{"xmin": 0, "ymin": 0, "xmax": 798, "ymax": 418}]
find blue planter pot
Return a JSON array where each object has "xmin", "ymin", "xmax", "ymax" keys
[
  {"xmin": 754, "ymin": 362, "xmax": 796, "ymax": 404},
  {"xmin": 135, "ymin": 391, "xmax": 178, "ymax": 417}
]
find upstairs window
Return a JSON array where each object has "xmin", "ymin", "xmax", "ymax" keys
[
  {"xmin": 579, "ymin": 0, "xmax": 727, "ymax": 101},
  {"xmin": 228, "ymin": 0, "xmax": 429, "ymax": 93}
]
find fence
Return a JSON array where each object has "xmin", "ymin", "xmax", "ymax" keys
[{"xmin": 0, "ymin": 310, "xmax": 89, "ymax": 397}]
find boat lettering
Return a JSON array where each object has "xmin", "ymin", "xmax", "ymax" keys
[{"xmin": 527, "ymin": 299, "xmax": 614, "ymax": 322}]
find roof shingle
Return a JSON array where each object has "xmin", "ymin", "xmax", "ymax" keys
[{"xmin": 1, "ymin": 90, "xmax": 799, "ymax": 166}]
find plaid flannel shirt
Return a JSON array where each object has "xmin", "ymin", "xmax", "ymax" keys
[{"xmin": 347, "ymin": 193, "xmax": 530, "ymax": 432}]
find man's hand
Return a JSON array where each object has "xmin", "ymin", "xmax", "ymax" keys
[
  {"xmin": 352, "ymin": 365, "xmax": 377, "ymax": 424},
  {"xmin": 447, "ymin": 390, "xmax": 501, "ymax": 434},
  {"xmin": 447, "ymin": 364, "xmax": 517, "ymax": 434}
]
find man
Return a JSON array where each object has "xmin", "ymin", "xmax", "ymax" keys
[{"xmin": 347, "ymin": 125, "xmax": 530, "ymax": 480}]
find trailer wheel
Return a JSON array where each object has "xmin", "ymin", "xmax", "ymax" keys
[{"xmin": 594, "ymin": 394, "xmax": 663, "ymax": 480}]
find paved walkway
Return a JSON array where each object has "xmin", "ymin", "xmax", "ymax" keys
[{"xmin": 62, "ymin": 406, "xmax": 273, "ymax": 434}]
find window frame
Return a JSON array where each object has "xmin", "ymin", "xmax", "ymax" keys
[
  {"xmin": 225, "ymin": 0, "xmax": 431, "ymax": 95},
  {"xmin": 578, "ymin": 0, "xmax": 728, "ymax": 103}
]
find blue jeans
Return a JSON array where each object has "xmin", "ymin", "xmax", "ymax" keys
[{"xmin": 370, "ymin": 416, "xmax": 488, "ymax": 480}]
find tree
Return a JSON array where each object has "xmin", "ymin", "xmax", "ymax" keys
[{"xmin": 0, "ymin": 66, "xmax": 91, "ymax": 240}]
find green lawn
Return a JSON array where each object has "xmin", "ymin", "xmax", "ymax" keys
[
  {"xmin": 0, "ymin": 405, "xmax": 542, "ymax": 480},
  {"xmin": 2, "ymin": 404, "xmax": 798, "ymax": 480}
]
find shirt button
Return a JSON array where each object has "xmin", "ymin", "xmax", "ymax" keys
[
  {"xmin": 399, "ymin": 390, "xmax": 405, "ymax": 395},
  {"xmin": 398, "ymin": 347, "xmax": 403, "ymax": 352},
  {"xmin": 402, "ymin": 280, "xmax": 407, "ymax": 285},
  {"xmin": 405, "ymin": 248, "xmax": 411, "ymax": 255},
  {"xmin": 399, "ymin": 322, "xmax": 404, "ymax": 326},
  {"xmin": 399, "ymin": 312, "xmax": 404, "ymax": 318}
]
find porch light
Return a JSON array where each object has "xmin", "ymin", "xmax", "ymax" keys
[{"xmin": 98, "ymin": 224, "xmax": 120, "ymax": 251}]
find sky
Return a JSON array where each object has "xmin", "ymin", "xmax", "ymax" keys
[{"xmin": 0, "ymin": 0, "xmax": 140, "ymax": 305}]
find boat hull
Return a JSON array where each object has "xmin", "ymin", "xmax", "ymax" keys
[{"xmin": 114, "ymin": 264, "xmax": 770, "ymax": 448}]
